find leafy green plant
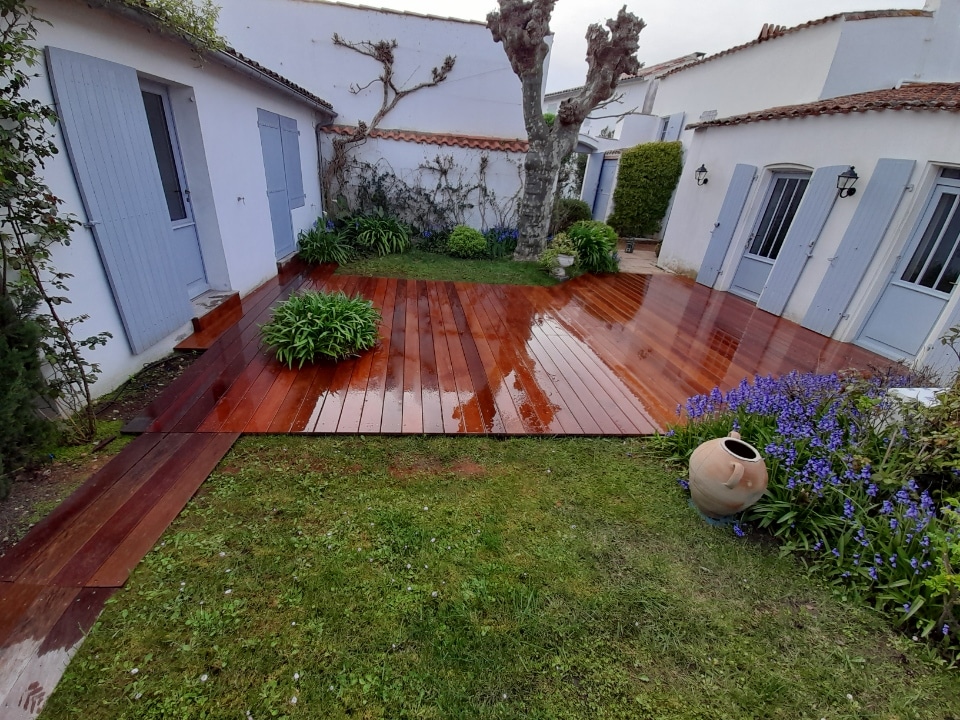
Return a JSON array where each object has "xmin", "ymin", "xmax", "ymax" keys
[
  {"xmin": 339, "ymin": 209, "xmax": 410, "ymax": 257},
  {"xmin": 260, "ymin": 291, "xmax": 381, "ymax": 367},
  {"xmin": 297, "ymin": 219, "xmax": 354, "ymax": 265},
  {"xmin": 446, "ymin": 225, "xmax": 487, "ymax": 259},
  {"xmin": 567, "ymin": 220, "xmax": 619, "ymax": 273},
  {"xmin": 121, "ymin": 0, "xmax": 226, "ymax": 52},
  {"xmin": 414, "ymin": 227, "xmax": 451, "ymax": 254},
  {"xmin": 1, "ymin": 1, "xmax": 111, "ymax": 442},
  {"xmin": 550, "ymin": 198, "xmax": 592, "ymax": 235},
  {"xmin": 483, "ymin": 226, "xmax": 518, "ymax": 259},
  {"xmin": 338, "ymin": 208, "xmax": 410, "ymax": 255},
  {"xmin": 0, "ymin": 297, "xmax": 57, "ymax": 496},
  {"xmin": 607, "ymin": 141, "xmax": 683, "ymax": 238}
]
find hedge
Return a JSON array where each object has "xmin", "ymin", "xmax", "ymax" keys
[{"xmin": 607, "ymin": 141, "xmax": 683, "ymax": 238}]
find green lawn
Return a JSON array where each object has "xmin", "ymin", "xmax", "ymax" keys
[
  {"xmin": 43, "ymin": 436, "xmax": 959, "ymax": 719},
  {"xmin": 336, "ymin": 249, "xmax": 558, "ymax": 286}
]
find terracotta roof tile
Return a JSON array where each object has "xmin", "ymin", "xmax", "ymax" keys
[
  {"xmin": 688, "ymin": 83, "xmax": 960, "ymax": 129},
  {"xmin": 322, "ymin": 125, "xmax": 529, "ymax": 152},
  {"xmin": 661, "ymin": 9, "xmax": 932, "ymax": 78}
]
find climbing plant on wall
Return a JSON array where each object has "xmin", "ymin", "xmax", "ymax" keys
[{"xmin": 0, "ymin": 0, "xmax": 111, "ymax": 445}]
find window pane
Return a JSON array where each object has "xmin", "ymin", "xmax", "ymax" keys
[
  {"xmin": 920, "ymin": 200, "xmax": 960, "ymax": 288},
  {"xmin": 941, "ymin": 167, "xmax": 960, "ymax": 180},
  {"xmin": 141, "ymin": 91, "xmax": 187, "ymax": 222},
  {"xmin": 749, "ymin": 179, "xmax": 787, "ymax": 255},
  {"xmin": 902, "ymin": 192, "xmax": 956, "ymax": 284},
  {"xmin": 767, "ymin": 178, "xmax": 808, "ymax": 260}
]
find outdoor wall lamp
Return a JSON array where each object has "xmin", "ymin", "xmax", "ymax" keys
[
  {"xmin": 695, "ymin": 164, "xmax": 709, "ymax": 186},
  {"xmin": 837, "ymin": 166, "xmax": 859, "ymax": 198}
]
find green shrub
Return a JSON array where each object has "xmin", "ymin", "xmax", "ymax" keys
[
  {"xmin": 297, "ymin": 219, "xmax": 354, "ymax": 265},
  {"xmin": 0, "ymin": 297, "xmax": 57, "ymax": 497},
  {"xmin": 260, "ymin": 291, "xmax": 381, "ymax": 367},
  {"xmin": 607, "ymin": 141, "xmax": 683, "ymax": 238},
  {"xmin": 414, "ymin": 227, "xmax": 451, "ymax": 254},
  {"xmin": 339, "ymin": 210, "xmax": 409, "ymax": 257},
  {"xmin": 446, "ymin": 225, "xmax": 487, "ymax": 259},
  {"xmin": 550, "ymin": 198, "xmax": 592, "ymax": 235},
  {"xmin": 567, "ymin": 220, "xmax": 619, "ymax": 273},
  {"xmin": 656, "ymin": 370, "xmax": 960, "ymax": 658}
]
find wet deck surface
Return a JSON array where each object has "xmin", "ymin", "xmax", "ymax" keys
[{"xmin": 0, "ymin": 263, "xmax": 893, "ymax": 716}]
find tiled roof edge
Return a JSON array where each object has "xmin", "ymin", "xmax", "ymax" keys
[
  {"xmin": 322, "ymin": 125, "xmax": 529, "ymax": 152},
  {"xmin": 661, "ymin": 9, "xmax": 932, "ymax": 79},
  {"xmin": 688, "ymin": 83, "xmax": 960, "ymax": 129}
]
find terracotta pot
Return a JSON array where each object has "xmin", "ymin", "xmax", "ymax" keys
[{"xmin": 688, "ymin": 431, "xmax": 767, "ymax": 518}]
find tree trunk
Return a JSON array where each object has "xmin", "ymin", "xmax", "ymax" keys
[{"xmin": 514, "ymin": 124, "xmax": 579, "ymax": 260}]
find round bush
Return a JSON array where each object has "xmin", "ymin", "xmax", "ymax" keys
[
  {"xmin": 261, "ymin": 291, "xmax": 381, "ymax": 367},
  {"xmin": 550, "ymin": 198, "xmax": 592, "ymax": 235},
  {"xmin": 446, "ymin": 225, "xmax": 487, "ymax": 259}
]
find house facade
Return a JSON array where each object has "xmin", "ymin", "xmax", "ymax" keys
[
  {"xmin": 658, "ymin": 84, "xmax": 960, "ymax": 376},
  {"xmin": 27, "ymin": 0, "xmax": 335, "ymax": 394},
  {"xmin": 217, "ymin": 0, "xmax": 528, "ymax": 230}
]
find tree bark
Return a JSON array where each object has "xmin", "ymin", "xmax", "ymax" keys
[{"xmin": 488, "ymin": 1, "xmax": 644, "ymax": 260}]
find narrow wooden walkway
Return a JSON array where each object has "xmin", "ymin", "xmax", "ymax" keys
[{"xmin": 0, "ymin": 263, "xmax": 893, "ymax": 717}]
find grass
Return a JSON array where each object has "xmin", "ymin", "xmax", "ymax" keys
[
  {"xmin": 336, "ymin": 248, "xmax": 558, "ymax": 286},
  {"xmin": 42, "ymin": 436, "xmax": 959, "ymax": 719}
]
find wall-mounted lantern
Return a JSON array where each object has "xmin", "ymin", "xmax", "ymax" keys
[
  {"xmin": 695, "ymin": 164, "xmax": 709, "ymax": 186},
  {"xmin": 837, "ymin": 166, "xmax": 859, "ymax": 198}
]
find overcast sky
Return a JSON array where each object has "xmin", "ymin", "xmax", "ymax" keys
[{"xmin": 348, "ymin": 0, "xmax": 929, "ymax": 91}]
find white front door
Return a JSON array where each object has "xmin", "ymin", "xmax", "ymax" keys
[
  {"xmin": 140, "ymin": 82, "xmax": 208, "ymax": 298},
  {"xmin": 729, "ymin": 172, "xmax": 810, "ymax": 302}
]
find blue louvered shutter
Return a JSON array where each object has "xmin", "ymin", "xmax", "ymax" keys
[
  {"xmin": 662, "ymin": 112, "xmax": 686, "ymax": 142},
  {"xmin": 802, "ymin": 159, "xmax": 916, "ymax": 336},
  {"xmin": 280, "ymin": 116, "xmax": 305, "ymax": 209},
  {"xmin": 579, "ymin": 151, "xmax": 605, "ymax": 211},
  {"xmin": 45, "ymin": 47, "xmax": 192, "ymax": 355},
  {"xmin": 756, "ymin": 165, "xmax": 845, "ymax": 316},
  {"xmin": 696, "ymin": 164, "xmax": 757, "ymax": 287},
  {"xmin": 258, "ymin": 109, "xmax": 296, "ymax": 258}
]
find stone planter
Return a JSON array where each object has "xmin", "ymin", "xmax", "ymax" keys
[
  {"xmin": 557, "ymin": 253, "xmax": 575, "ymax": 268},
  {"xmin": 688, "ymin": 431, "xmax": 768, "ymax": 519}
]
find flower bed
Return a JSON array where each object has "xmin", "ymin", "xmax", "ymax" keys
[{"xmin": 657, "ymin": 370, "xmax": 959, "ymax": 658}]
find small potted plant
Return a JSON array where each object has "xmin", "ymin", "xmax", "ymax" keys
[{"xmin": 552, "ymin": 233, "xmax": 578, "ymax": 269}]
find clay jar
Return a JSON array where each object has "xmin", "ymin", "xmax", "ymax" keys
[{"xmin": 688, "ymin": 431, "xmax": 768, "ymax": 519}]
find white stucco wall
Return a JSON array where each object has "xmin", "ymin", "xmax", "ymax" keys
[
  {"xmin": 821, "ymin": 15, "xmax": 932, "ymax": 98},
  {"xmin": 652, "ymin": 22, "xmax": 842, "ymax": 134},
  {"xmin": 29, "ymin": 0, "xmax": 326, "ymax": 395},
  {"xmin": 217, "ymin": 0, "xmax": 525, "ymax": 139},
  {"xmin": 658, "ymin": 109, "xmax": 960, "ymax": 369},
  {"xmin": 321, "ymin": 134, "xmax": 524, "ymax": 230}
]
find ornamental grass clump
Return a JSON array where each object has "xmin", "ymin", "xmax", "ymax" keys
[
  {"xmin": 260, "ymin": 291, "xmax": 380, "ymax": 367},
  {"xmin": 567, "ymin": 220, "xmax": 619, "ymax": 273},
  {"xmin": 657, "ymin": 370, "xmax": 959, "ymax": 658},
  {"xmin": 297, "ymin": 218, "xmax": 355, "ymax": 265}
]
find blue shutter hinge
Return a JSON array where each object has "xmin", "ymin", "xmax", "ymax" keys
[
  {"xmin": 82, "ymin": 220, "xmax": 100, "ymax": 229},
  {"xmin": 827, "ymin": 255, "xmax": 838, "ymax": 263}
]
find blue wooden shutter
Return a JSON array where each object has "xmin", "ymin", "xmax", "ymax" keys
[
  {"xmin": 662, "ymin": 112, "xmax": 686, "ymax": 142},
  {"xmin": 756, "ymin": 165, "xmax": 845, "ymax": 316},
  {"xmin": 280, "ymin": 116, "xmax": 305, "ymax": 209},
  {"xmin": 696, "ymin": 164, "xmax": 757, "ymax": 287},
  {"xmin": 802, "ymin": 158, "xmax": 916, "ymax": 336},
  {"xmin": 258, "ymin": 109, "xmax": 296, "ymax": 258},
  {"xmin": 45, "ymin": 47, "xmax": 192, "ymax": 355},
  {"xmin": 579, "ymin": 151, "xmax": 605, "ymax": 211}
]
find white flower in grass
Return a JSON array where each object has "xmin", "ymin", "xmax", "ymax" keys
[
  {"xmin": 407, "ymin": 586, "xmax": 413, "ymax": 591},
  {"xmin": 431, "ymin": 538, "xmax": 436, "ymax": 543},
  {"xmin": 406, "ymin": 564, "xmax": 411, "ymax": 569},
  {"xmin": 219, "ymin": 552, "xmax": 226, "ymax": 557},
  {"xmin": 290, "ymin": 696, "xmax": 297, "ymax": 704},
  {"xmin": 130, "ymin": 668, "xmax": 139, "ymax": 675},
  {"xmin": 200, "ymin": 674, "xmax": 208, "ymax": 682},
  {"xmin": 431, "ymin": 591, "xmax": 438, "ymax": 598},
  {"xmin": 846, "ymin": 694, "xmax": 854, "ymax": 701},
  {"xmin": 329, "ymin": 686, "xmax": 335, "ymax": 692},
  {"xmin": 423, "ymin": 506, "xmax": 429, "ymax": 511},
  {"xmin": 293, "ymin": 672, "xmax": 300, "ymax": 681},
  {"xmin": 135, "ymin": 693, "xmax": 142, "ymax": 700},
  {"xmin": 224, "ymin": 589, "xmax": 232, "ymax": 595}
]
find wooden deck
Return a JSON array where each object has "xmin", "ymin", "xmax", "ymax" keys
[
  {"xmin": 130, "ymin": 264, "xmax": 890, "ymax": 436},
  {"xmin": 0, "ymin": 263, "xmax": 894, "ymax": 716}
]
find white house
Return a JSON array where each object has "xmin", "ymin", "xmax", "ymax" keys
[
  {"xmin": 658, "ymin": 83, "xmax": 960, "ymax": 376},
  {"xmin": 217, "ymin": 0, "xmax": 528, "ymax": 230},
  {"xmin": 27, "ymin": 0, "xmax": 336, "ymax": 395}
]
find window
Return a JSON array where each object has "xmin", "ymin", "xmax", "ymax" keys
[
  {"xmin": 901, "ymin": 187, "xmax": 960, "ymax": 294},
  {"xmin": 747, "ymin": 174, "xmax": 809, "ymax": 260}
]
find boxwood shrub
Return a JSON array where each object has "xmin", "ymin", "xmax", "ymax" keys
[
  {"xmin": 607, "ymin": 140, "xmax": 683, "ymax": 238},
  {"xmin": 446, "ymin": 225, "xmax": 487, "ymax": 259}
]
